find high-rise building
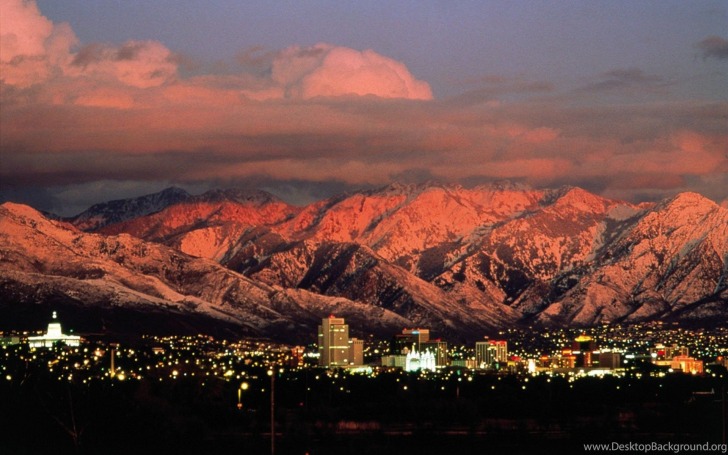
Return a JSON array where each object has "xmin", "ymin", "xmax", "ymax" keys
[
  {"xmin": 349, "ymin": 338, "xmax": 364, "ymax": 366},
  {"xmin": 476, "ymin": 340, "xmax": 508, "ymax": 368},
  {"xmin": 475, "ymin": 341, "xmax": 488, "ymax": 368},
  {"xmin": 652, "ymin": 343, "xmax": 689, "ymax": 361},
  {"xmin": 572, "ymin": 335, "xmax": 597, "ymax": 368},
  {"xmin": 596, "ymin": 351, "xmax": 621, "ymax": 369},
  {"xmin": 392, "ymin": 328, "xmax": 430, "ymax": 354},
  {"xmin": 318, "ymin": 316, "xmax": 350, "ymax": 367},
  {"xmin": 289, "ymin": 346, "xmax": 306, "ymax": 368}
]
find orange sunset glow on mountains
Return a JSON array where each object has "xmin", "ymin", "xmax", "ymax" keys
[{"xmin": 1, "ymin": 3, "xmax": 728, "ymax": 453}]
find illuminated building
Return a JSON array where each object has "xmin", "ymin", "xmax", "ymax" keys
[
  {"xmin": 596, "ymin": 351, "xmax": 621, "ymax": 369},
  {"xmin": 475, "ymin": 340, "xmax": 508, "ymax": 368},
  {"xmin": 556, "ymin": 350, "xmax": 576, "ymax": 368},
  {"xmin": 651, "ymin": 344, "xmax": 690, "ymax": 368},
  {"xmin": 571, "ymin": 335, "xmax": 597, "ymax": 368},
  {"xmin": 318, "ymin": 315, "xmax": 350, "ymax": 367},
  {"xmin": 392, "ymin": 328, "xmax": 430, "ymax": 354},
  {"xmin": 0, "ymin": 336, "xmax": 20, "ymax": 346},
  {"xmin": 475, "ymin": 341, "xmax": 488, "ymax": 368},
  {"xmin": 670, "ymin": 355, "xmax": 704, "ymax": 374},
  {"xmin": 28, "ymin": 312, "xmax": 81, "ymax": 348},
  {"xmin": 289, "ymin": 346, "xmax": 305, "ymax": 367},
  {"xmin": 405, "ymin": 348, "xmax": 436, "ymax": 372},
  {"xmin": 381, "ymin": 354, "xmax": 406, "ymax": 368},
  {"xmin": 651, "ymin": 343, "xmax": 689, "ymax": 361},
  {"xmin": 421, "ymin": 340, "xmax": 448, "ymax": 367},
  {"xmin": 349, "ymin": 338, "xmax": 364, "ymax": 366}
]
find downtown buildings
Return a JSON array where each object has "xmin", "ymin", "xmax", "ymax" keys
[{"xmin": 317, "ymin": 315, "xmax": 363, "ymax": 367}]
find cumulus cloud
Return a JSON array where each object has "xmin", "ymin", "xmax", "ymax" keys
[
  {"xmin": 0, "ymin": 0, "xmax": 76, "ymax": 86},
  {"xmin": 0, "ymin": 0, "xmax": 175, "ymax": 90},
  {"xmin": 696, "ymin": 35, "xmax": 728, "ymax": 60},
  {"xmin": 0, "ymin": 0, "xmax": 431, "ymax": 102},
  {"xmin": 245, "ymin": 44, "xmax": 433, "ymax": 100},
  {"xmin": 284, "ymin": 44, "xmax": 432, "ymax": 100}
]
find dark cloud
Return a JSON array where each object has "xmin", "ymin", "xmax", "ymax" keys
[
  {"xmin": 448, "ymin": 76, "xmax": 555, "ymax": 105},
  {"xmin": 696, "ymin": 35, "xmax": 728, "ymax": 60},
  {"xmin": 71, "ymin": 43, "xmax": 105, "ymax": 67},
  {"xmin": 115, "ymin": 42, "xmax": 144, "ymax": 61},
  {"xmin": 580, "ymin": 68, "xmax": 668, "ymax": 93},
  {"xmin": 0, "ymin": 185, "xmax": 61, "ymax": 215}
]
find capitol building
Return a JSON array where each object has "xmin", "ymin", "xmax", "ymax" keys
[{"xmin": 28, "ymin": 312, "xmax": 81, "ymax": 348}]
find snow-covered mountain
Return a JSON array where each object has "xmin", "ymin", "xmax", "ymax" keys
[
  {"xmin": 3, "ymin": 183, "xmax": 726, "ymax": 340},
  {"xmin": 66, "ymin": 187, "xmax": 192, "ymax": 231},
  {"xmin": 99, "ymin": 188, "xmax": 299, "ymax": 262},
  {"xmin": 0, "ymin": 202, "xmax": 411, "ymax": 341},
  {"xmin": 536, "ymin": 192, "xmax": 728, "ymax": 326}
]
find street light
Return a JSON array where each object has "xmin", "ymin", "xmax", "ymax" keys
[{"xmin": 237, "ymin": 382, "xmax": 249, "ymax": 410}]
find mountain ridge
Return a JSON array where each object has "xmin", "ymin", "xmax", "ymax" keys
[{"xmin": 3, "ymin": 183, "xmax": 726, "ymax": 340}]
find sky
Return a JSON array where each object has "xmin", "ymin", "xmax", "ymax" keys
[{"xmin": 1, "ymin": 0, "xmax": 727, "ymax": 215}]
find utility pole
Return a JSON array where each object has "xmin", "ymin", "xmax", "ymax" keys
[
  {"xmin": 268, "ymin": 368, "xmax": 275, "ymax": 455},
  {"xmin": 110, "ymin": 347, "xmax": 115, "ymax": 378},
  {"xmin": 722, "ymin": 383, "xmax": 726, "ymax": 445}
]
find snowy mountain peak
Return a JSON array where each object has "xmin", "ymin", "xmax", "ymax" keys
[
  {"xmin": 548, "ymin": 186, "xmax": 616, "ymax": 213},
  {"xmin": 66, "ymin": 186, "xmax": 192, "ymax": 231},
  {"xmin": 2, "ymin": 201, "xmax": 44, "ymax": 219},
  {"xmin": 657, "ymin": 191, "xmax": 720, "ymax": 214},
  {"xmin": 3, "ymin": 184, "xmax": 726, "ymax": 340}
]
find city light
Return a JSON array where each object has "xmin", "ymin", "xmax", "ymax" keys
[{"xmin": 1, "ymin": 316, "xmax": 726, "ymax": 453}]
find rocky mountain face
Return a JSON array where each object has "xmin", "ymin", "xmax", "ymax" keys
[
  {"xmin": 0, "ymin": 202, "xmax": 409, "ymax": 341},
  {"xmin": 66, "ymin": 187, "xmax": 192, "ymax": 231},
  {"xmin": 2, "ymin": 183, "xmax": 726, "ymax": 341}
]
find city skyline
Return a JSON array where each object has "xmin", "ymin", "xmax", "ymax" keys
[
  {"xmin": 1, "ymin": 0, "xmax": 726, "ymax": 215},
  {"xmin": 3, "ymin": 313, "xmax": 725, "ymax": 452}
]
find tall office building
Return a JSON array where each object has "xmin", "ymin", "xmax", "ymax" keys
[
  {"xmin": 349, "ymin": 338, "xmax": 364, "ymax": 366},
  {"xmin": 318, "ymin": 316, "xmax": 350, "ymax": 367},
  {"xmin": 475, "ymin": 340, "xmax": 508, "ymax": 368},
  {"xmin": 392, "ymin": 328, "xmax": 430, "ymax": 354},
  {"xmin": 475, "ymin": 341, "xmax": 489, "ymax": 368},
  {"xmin": 572, "ymin": 334, "xmax": 597, "ymax": 368}
]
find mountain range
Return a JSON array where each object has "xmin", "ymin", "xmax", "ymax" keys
[{"xmin": 1, "ymin": 183, "xmax": 726, "ymax": 342}]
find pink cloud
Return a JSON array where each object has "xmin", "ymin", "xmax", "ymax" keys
[
  {"xmin": 293, "ymin": 45, "xmax": 432, "ymax": 100},
  {"xmin": 1, "ymin": 1, "xmax": 726, "ymax": 209},
  {"xmin": 68, "ymin": 41, "xmax": 178, "ymax": 89},
  {"xmin": 254, "ymin": 44, "xmax": 433, "ymax": 100},
  {"xmin": 0, "ymin": 0, "xmax": 76, "ymax": 87}
]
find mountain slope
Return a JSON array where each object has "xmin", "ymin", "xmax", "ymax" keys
[
  {"xmin": 537, "ymin": 192, "xmax": 728, "ymax": 326},
  {"xmin": 0, "ymin": 202, "xmax": 410, "ymax": 340},
  {"xmin": 84, "ymin": 183, "xmax": 728, "ymax": 331},
  {"xmin": 99, "ymin": 189, "xmax": 299, "ymax": 262},
  {"xmin": 66, "ymin": 187, "xmax": 192, "ymax": 231},
  {"xmin": 5, "ymin": 182, "xmax": 727, "ymax": 339}
]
